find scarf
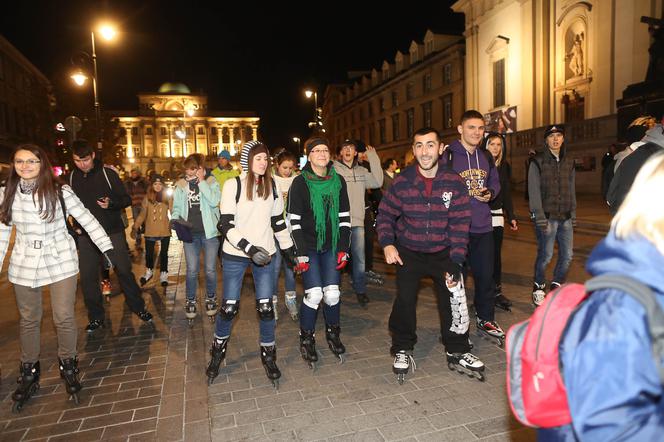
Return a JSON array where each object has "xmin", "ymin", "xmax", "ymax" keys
[
  {"xmin": 302, "ymin": 166, "xmax": 341, "ymax": 251},
  {"xmin": 19, "ymin": 178, "xmax": 37, "ymax": 194}
]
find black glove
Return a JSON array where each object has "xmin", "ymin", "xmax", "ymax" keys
[
  {"xmin": 446, "ymin": 262, "xmax": 464, "ymax": 283},
  {"xmin": 248, "ymin": 245, "xmax": 271, "ymax": 266},
  {"xmin": 171, "ymin": 217, "xmax": 193, "ymax": 229},
  {"xmin": 282, "ymin": 246, "xmax": 298, "ymax": 269},
  {"xmin": 103, "ymin": 249, "xmax": 116, "ymax": 270}
]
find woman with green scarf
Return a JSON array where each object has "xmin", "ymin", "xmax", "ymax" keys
[{"xmin": 288, "ymin": 137, "xmax": 351, "ymax": 368}]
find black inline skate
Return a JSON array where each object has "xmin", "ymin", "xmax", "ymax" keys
[
  {"xmin": 12, "ymin": 361, "xmax": 40, "ymax": 413},
  {"xmin": 299, "ymin": 329, "xmax": 318, "ymax": 369},
  {"xmin": 446, "ymin": 352, "xmax": 485, "ymax": 381},
  {"xmin": 494, "ymin": 284, "xmax": 512, "ymax": 312},
  {"xmin": 325, "ymin": 324, "xmax": 346, "ymax": 363},
  {"xmin": 59, "ymin": 357, "xmax": 82, "ymax": 404},
  {"xmin": 206, "ymin": 337, "xmax": 228, "ymax": 385},
  {"xmin": 392, "ymin": 350, "xmax": 416, "ymax": 385},
  {"xmin": 260, "ymin": 345, "xmax": 281, "ymax": 389}
]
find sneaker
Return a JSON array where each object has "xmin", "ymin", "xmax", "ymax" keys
[
  {"xmin": 160, "ymin": 271, "xmax": 169, "ymax": 286},
  {"xmin": 136, "ymin": 310, "xmax": 153, "ymax": 323},
  {"xmin": 285, "ymin": 292, "xmax": 298, "ymax": 321},
  {"xmin": 532, "ymin": 282, "xmax": 546, "ymax": 306},
  {"xmin": 550, "ymin": 281, "xmax": 562, "ymax": 292},
  {"xmin": 85, "ymin": 319, "xmax": 104, "ymax": 332},
  {"xmin": 140, "ymin": 269, "xmax": 153, "ymax": 286},
  {"xmin": 101, "ymin": 279, "xmax": 112, "ymax": 296}
]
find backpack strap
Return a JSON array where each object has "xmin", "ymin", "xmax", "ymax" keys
[
  {"xmin": 234, "ymin": 176, "xmax": 241, "ymax": 204},
  {"xmin": 585, "ymin": 274, "xmax": 664, "ymax": 383},
  {"xmin": 101, "ymin": 167, "xmax": 112, "ymax": 190}
]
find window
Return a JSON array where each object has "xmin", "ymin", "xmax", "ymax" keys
[
  {"xmin": 211, "ymin": 127, "xmax": 217, "ymax": 136},
  {"xmin": 406, "ymin": 108, "xmax": 415, "ymax": 139},
  {"xmin": 422, "ymin": 101, "xmax": 432, "ymax": 128},
  {"xmin": 423, "ymin": 74, "xmax": 431, "ymax": 93},
  {"xmin": 391, "ymin": 91, "xmax": 399, "ymax": 108},
  {"xmin": 160, "ymin": 127, "xmax": 167, "ymax": 136},
  {"xmin": 368, "ymin": 123, "xmax": 374, "ymax": 145},
  {"xmin": 145, "ymin": 126, "xmax": 153, "ymax": 136},
  {"xmin": 406, "ymin": 82, "xmax": 414, "ymax": 101},
  {"xmin": 367, "ymin": 101, "xmax": 373, "ymax": 117},
  {"xmin": 186, "ymin": 127, "xmax": 192, "ymax": 136},
  {"xmin": 493, "ymin": 58, "xmax": 506, "ymax": 107},
  {"xmin": 391, "ymin": 114, "xmax": 400, "ymax": 141},
  {"xmin": 131, "ymin": 127, "xmax": 138, "ymax": 137},
  {"xmin": 360, "ymin": 106, "xmax": 365, "ymax": 121},
  {"xmin": 443, "ymin": 63, "xmax": 452, "ymax": 85},
  {"xmin": 379, "ymin": 119, "xmax": 386, "ymax": 144},
  {"xmin": 379, "ymin": 97, "xmax": 385, "ymax": 112},
  {"xmin": 442, "ymin": 94, "xmax": 453, "ymax": 129}
]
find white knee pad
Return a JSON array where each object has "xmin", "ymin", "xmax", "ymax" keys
[
  {"xmin": 303, "ymin": 287, "xmax": 324, "ymax": 310},
  {"xmin": 322, "ymin": 285, "xmax": 340, "ymax": 306}
]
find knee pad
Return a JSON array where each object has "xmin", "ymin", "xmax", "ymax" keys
[
  {"xmin": 303, "ymin": 287, "xmax": 324, "ymax": 310},
  {"xmin": 322, "ymin": 285, "xmax": 340, "ymax": 306},
  {"xmin": 219, "ymin": 299, "xmax": 239, "ymax": 321},
  {"xmin": 256, "ymin": 298, "xmax": 274, "ymax": 321}
]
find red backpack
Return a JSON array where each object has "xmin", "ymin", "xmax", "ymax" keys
[{"xmin": 506, "ymin": 274, "xmax": 664, "ymax": 428}]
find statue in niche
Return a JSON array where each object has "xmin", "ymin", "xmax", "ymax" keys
[{"xmin": 566, "ymin": 33, "xmax": 584, "ymax": 77}]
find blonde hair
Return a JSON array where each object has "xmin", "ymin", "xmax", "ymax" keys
[
  {"xmin": 628, "ymin": 116, "xmax": 657, "ymax": 130},
  {"xmin": 486, "ymin": 135, "xmax": 504, "ymax": 167},
  {"xmin": 612, "ymin": 151, "xmax": 664, "ymax": 254}
]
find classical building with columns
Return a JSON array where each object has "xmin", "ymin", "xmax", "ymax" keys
[
  {"xmin": 451, "ymin": 0, "xmax": 661, "ymax": 193},
  {"xmin": 112, "ymin": 82, "xmax": 259, "ymax": 176}
]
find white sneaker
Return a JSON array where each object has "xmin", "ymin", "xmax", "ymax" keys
[
  {"xmin": 532, "ymin": 282, "xmax": 546, "ymax": 306},
  {"xmin": 160, "ymin": 271, "xmax": 169, "ymax": 286},
  {"xmin": 140, "ymin": 269, "xmax": 153, "ymax": 286}
]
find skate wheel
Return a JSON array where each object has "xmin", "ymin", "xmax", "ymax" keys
[
  {"xmin": 188, "ymin": 319, "xmax": 194, "ymax": 328},
  {"xmin": 207, "ymin": 376, "xmax": 215, "ymax": 386},
  {"xmin": 397, "ymin": 373, "xmax": 405, "ymax": 385},
  {"xmin": 12, "ymin": 401, "xmax": 22, "ymax": 413},
  {"xmin": 272, "ymin": 379, "xmax": 279, "ymax": 390},
  {"xmin": 447, "ymin": 362, "xmax": 455, "ymax": 371},
  {"xmin": 71, "ymin": 393, "xmax": 80, "ymax": 405},
  {"xmin": 498, "ymin": 339, "xmax": 505, "ymax": 348},
  {"xmin": 476, "ymin": 372, "xmax": 486, "ymax": 382},
  {"xmin": 337, "ymin": 354, "xmax": 345, "ymax": 364}
]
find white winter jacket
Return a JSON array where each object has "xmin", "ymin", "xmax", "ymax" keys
[{"xmin": 0, "ymin": 185, "xmax": 113, "ymax": 288}]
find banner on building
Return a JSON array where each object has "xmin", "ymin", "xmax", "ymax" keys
[{"xmin": 484, "ymin": 106, "xmax": 517, "ymax": 134}]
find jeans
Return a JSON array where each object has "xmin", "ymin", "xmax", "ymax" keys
[
  {"xmin": 272, "ymin": 249, "xmax": 296, "ymax": 295},
  {"xmin": 467, "ymin": 232, "xmax": 495, "ymax": 321},
  {"xmin": 301, "ymin": 248, "xmax": 341, "ymax": 330},
  {"xmin": 492, "ymin": 227, "xmax": 504, "ymax": 288},
  {"xmin": 350, "ymin": 226, "xmax": 366, "ymax": 294},
  {"xmin": 389, "ymin": 246, "xmax": 470, "ymax": 354},
  {"xmin": 79, "ymin": 231, "xmax": 146, "ymax": 321},
  {"xmin": 183, "ymin": 233, "xmax": 219, "ymax": 301},
  {"xmin": 534, "ymin": 218, "xmax": 574, "ymax": 285},
  {"xmin": 215, "ymin": 255, "xmax": 276, "ymax": 345},
  {"xmin": 145, "ymin": 236, "xmax": 170, "ymax": 272}
]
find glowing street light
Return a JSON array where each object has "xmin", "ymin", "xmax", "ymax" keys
[
  {"xmin": 70, "ymin": 69, "xmax": 88, "ymax": 86},
  {"xmin": 98, "ymin": 24, "xmax": 117, "ymax": 41}
]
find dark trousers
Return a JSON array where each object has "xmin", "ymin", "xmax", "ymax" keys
[
  {"xmin": 467, "ymin": 232, "xmax": 495, "ymax": 321},
  {"xmin": 145, "ymin": 237, "xmax": 170, "ymax": 272},
  {"xmin": 364, "ymin": 207, "xmax": 375, "ymax": 271},
  {"xmin": 388, "ymin": 246, "xmax": 470, "ymax": 354},
  {"xmin": 79, "ymin": 231, "xmax": 145, "ymax": 321},
  {"xmin": 492, "ymin": 226, "xmax": 504, "ymax": 288}
]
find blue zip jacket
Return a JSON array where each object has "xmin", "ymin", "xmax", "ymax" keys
[
  {"xmin": 171, "ymin": 173, "xmax": 221, "ymax": 240},
  {"xmin": 539, "ymin": 232, "xmax": 664, "ymax": 441}
]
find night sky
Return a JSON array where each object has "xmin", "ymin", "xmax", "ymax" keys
[{"xmin": 2, "ymin": 1, "xmax": 463, "ymax": 149}]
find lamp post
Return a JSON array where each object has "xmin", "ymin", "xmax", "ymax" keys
[
  {"xmin": 292, "ymin": 136, "xmax": 301, "ymax": 154},
  {"xmin": 304, "ymin": 89, "xmax": 318, "ymax": 130},
  {"xmin": 70, "ymin": 22, "xmax": 117, "ymax": 151}
]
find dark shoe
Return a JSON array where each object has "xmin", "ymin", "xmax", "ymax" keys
[
  {"xmin": 494, "ymin": 294, "xmax": 512, "ymax": 311},
  {"xmin": 136, "ymin": 310, "xmax": 153, "ymax": 323},
  {"xmin": 356, "ymin": 293, "xmax": 369, "ymax": 307},
  {"xmin": 85, "ymin": 319, "xmax": 104, "ymax": 333},
  {"xmin": 550, "ymin": 281, "xmax": 562, "ymax": 291}
]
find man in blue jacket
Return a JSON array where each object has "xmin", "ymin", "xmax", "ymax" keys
[{"xmin": 445, "ymin": 110, "xmax": 504, "ymax": 345}]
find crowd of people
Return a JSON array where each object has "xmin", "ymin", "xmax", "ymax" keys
[{"xmin": 2, "ymin": 110, "xmax": 663, "ymax": 436}]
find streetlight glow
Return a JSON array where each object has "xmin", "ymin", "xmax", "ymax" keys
[
  {"xmin": 98, "ymin": 24, "xmax": 117, "ymax": 41},
  {"xmin": 71, "ymin": 70, "xmax": 88, "ymax": 86},
  {"xmin": 304, "ymin": 90, "xmax": 313, "ymax": 98},
  {"xmin": 292, "ymin": 137, "xmax": 300, "ymax": 143}
]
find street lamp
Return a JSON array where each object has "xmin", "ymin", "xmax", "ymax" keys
[
  {"xmin": 70, "ymin": 22, "xmax": 118, "ymax": 150},
  {"xmin": 292, "ymin": 136, "xmax": 301, "ymax": 154}
]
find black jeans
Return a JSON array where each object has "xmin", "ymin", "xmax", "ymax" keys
[
  {"xmin": 78, "ymin": 231, "xmax": 146, "ymax": 321},
  {"xmin": 492, "ymin": 226, "xmax": 504, "ymax": 288},
  {"xmin": 467, "ymin": 232, "xmax": 495, "ymax": 321},
  {"xmin": 145, "ymin": 237, "xmax": 170, "ymax": 272},
  {"xmin": 388, "ymin": 246, "xmax": 470, "ymax": 354}
]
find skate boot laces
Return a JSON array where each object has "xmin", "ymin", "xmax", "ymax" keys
[
  {"xmin": 393, "ymin": 351, "xmax": 416, "ymax": 372},
  {"xmin": 460, "ymin": 352, "xmax": 483, "ymax": 369}
]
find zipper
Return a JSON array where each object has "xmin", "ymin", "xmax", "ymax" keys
[
  {"xmin": 534, "ymin": 287, "xmax": 561, "ymax": 360},
  {"xmin": 426, "ymin": 201, "xmax": 431, "ymax": 235}
]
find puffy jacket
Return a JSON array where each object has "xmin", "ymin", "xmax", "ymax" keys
[{"xmin": 538, "ymin": 232, "xmax": 664, "ymax": 441}]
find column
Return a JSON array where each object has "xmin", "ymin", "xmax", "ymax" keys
[
  {"xmin": 218, "ymin": 124, "xmax": 225, "ymax": 153},
  {"xmin": 252, "ymin": 125, "xmax": 258, "ymax": 140},
  {"xmin": 229, "ymin": 124, "xmax": 235, "ymax": 155},
  {"xmin": 126, "ymin": 124, "xmax": 134, "ymax": 160}
]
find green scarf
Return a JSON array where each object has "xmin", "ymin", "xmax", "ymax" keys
[{"xmin": 302, "ymin": 166, "xmax": 342, "ymax": 251}]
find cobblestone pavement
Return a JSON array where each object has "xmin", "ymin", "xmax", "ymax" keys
[{"xmin": 0, "ymin": 197, "xmax": 610, "ymax": 440}]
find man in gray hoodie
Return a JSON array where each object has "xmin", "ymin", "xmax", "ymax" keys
[{"xmin": 333, "ymin": 139, "xmax": 383, "ymax": 307}]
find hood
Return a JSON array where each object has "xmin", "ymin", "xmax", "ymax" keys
[
  {"xmin": 642, "ymin": 124, "xmax": 664, "ymax": 149},
  {"xmin": 586, "ymin": 231, "xmax": 664, "ymax": 295}
]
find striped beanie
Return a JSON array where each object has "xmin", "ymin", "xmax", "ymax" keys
[{"xmin": 239, "ymin": 140, "xmax": 264, "ymax": 172}]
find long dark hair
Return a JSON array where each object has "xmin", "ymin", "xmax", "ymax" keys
[
  {"xmin": 0, "ymin": 144, "xmax": 60, "ymax": 225},
  {"xmin": 245, "ymin": 143, "xmax": 273, "ymax": 201}
]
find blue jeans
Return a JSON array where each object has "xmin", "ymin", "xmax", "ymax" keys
[
  {"xmin": 301, "ymin": 249, "xmax": 341, "ymax": 330},
  {"xmin": 272, "ymin": 250, "xmax": 296, "ymax": 295},
  {"xmin": 183, "ymin": 233, "xmax": 219, "ymax": 301},
  {"xmin": 534, "ymin": 218, "xmax": 574, "ymax": 284},
  {"xmin": 350, "ymin": 226, "xmax": 366, "ymax": 294},
  {"xmin": 215, "ymin": 255, "xmax": 276, "ymax": 344}
]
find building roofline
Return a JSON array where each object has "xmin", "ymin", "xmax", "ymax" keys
[{"xmin": 0, "ymin": 34, "xmax": 52, "ymax": 87}]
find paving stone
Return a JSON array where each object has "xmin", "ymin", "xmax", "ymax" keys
[
  {"xmin": 155, "ymin": 415, "xmax": 184, "ymax": 441},
  {"xmin": 80, "ymin": 410, "xmax": 133, "ymax": 430},
  {"xmin": 414, "ymin": 424, "xmax": 478, "ymax": 441}
]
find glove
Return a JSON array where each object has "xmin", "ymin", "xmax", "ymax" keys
[
  {"xmin": 335, "ymin": 251, "xmax": 350, "ymax": 270},
  {"xmin": 535, "ymin": 218, "xmax": 549, "ymax": 231},
  {"xmin": 171, "ymin": 217, "xmax": 193, "ymax": 229},
  {"xmin": 248, "ymin": 245, "xmax": 271, "ymax": 266},
  {"xmin": 103, "ymin": 249, "xmax": 116, "ymax": 270},
  {"xmin": 294, "ymin": 256, "xmax": 310, "ymax": 274},
  {"xmin": 282, "ymin": 247, "xmax": 298, "ymax": 269},
  {"xmin": 445, "ymin": 262, "xmax": 464, "ymax": 284}
]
